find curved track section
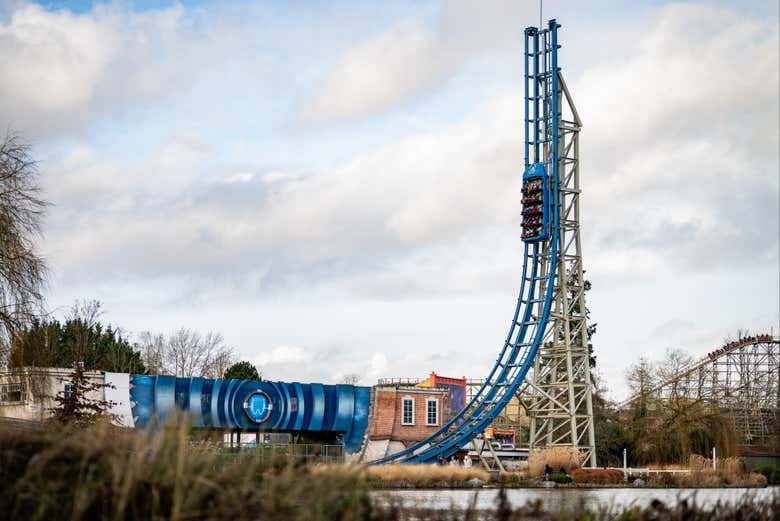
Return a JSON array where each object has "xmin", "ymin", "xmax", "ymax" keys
[{"xmin": 373, "ymin": 21, "xmax": 563, "ymax": 464}]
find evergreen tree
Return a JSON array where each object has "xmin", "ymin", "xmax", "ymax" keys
[
  {"xmin": 224, "ymin": 361, "xmax": 261, "ymax": 381},
  {"xmin": 9, "ymin": 306, "xmax": 146, "ymax": 374},
  {"xmin": 49, "ymin": 363, "xmax": 117, "ymax": 426}
]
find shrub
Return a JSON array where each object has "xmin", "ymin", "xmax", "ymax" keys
[
  {"xmin": 646, "ymin": 472, "xmax": 684, "ymax": 487},
  {"xmin": 546, "ymin": 473, "xmax": 573, "ymax": 484},
  {"xmin": 527, "ymin": 447, "xmax": 584, "ymax": 477},
  {"xmin": 753, "ymin": 465, "xmax": 780, "ymax": 485},
  {"xmin": 747, "ymin": 473, "xmax": 768, "ymax": 487},
  {"xmin": 570, "ymin": 468, "xmax": 623, "ymax": 485}
]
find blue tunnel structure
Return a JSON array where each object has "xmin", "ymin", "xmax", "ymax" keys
[{"xmin": 128, "ymin": 375, "xmax": 371, "ymax": 453}]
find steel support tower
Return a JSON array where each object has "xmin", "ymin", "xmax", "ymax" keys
[{"xmin": 520, "ymin": 54, "xmax": 597, "ymax": 465}]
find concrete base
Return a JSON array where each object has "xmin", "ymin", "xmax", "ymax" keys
[{"xmin": 361, "ymin": 439, "xmax": 409, "ymax": 462}]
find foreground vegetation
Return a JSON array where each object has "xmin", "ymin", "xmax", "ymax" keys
[{"xmin": 0, "ymin": 423, "xmax": 777, "ymax": 521}]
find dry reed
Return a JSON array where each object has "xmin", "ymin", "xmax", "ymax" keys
[
  {"xmin": 0, "ymin": 419, "xmax": 374, "ymax": 521},
  {"xmin": 527, "ymin": 447, "xmax": 584, "ymax": 477},
  {"xmin": 639, "ymin": 455, "xmax": 767, "ymax": 487},
  {"xmin": 366, "ymin": 464, "xmax": 489, "ymax": 485}
]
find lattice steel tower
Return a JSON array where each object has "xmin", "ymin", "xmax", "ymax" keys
[{"xmin": 520, "ymin": 22, "xmax": 597, "ymax": 467}]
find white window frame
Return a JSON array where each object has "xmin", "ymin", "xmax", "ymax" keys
[
  {"xmin": 401, "ymin": 396, "xmax": 415, "ymax": 425},
  {"xmin": 0, "ymin": 382, "xmax": 27, "ymax": 404},
  {"xmin": 426, "ymin": 397, "xmax": 439, "ymax": 426}
]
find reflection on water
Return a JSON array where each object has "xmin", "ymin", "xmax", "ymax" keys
[{"xmin": 374, "ymin": 486, "xmax": 779, "ymax": 512}]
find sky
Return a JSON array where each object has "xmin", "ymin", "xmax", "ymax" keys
[{"xmin": 0, "ymin": 0, "xmax": 777, "ymax": 399}]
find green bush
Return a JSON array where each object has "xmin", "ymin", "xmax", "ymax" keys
[{"xmin": 546, "ymin": 472, "xmax": 573, "ymax": 484}]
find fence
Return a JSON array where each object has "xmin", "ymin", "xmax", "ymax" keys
[{"xmin": 221, "ymin": 443, "xmax": 345, "ymax": 465}]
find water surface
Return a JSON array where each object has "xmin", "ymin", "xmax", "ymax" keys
[{"xmin": 374, "ymin": 486, "xmax": 779, "ymax": 512}]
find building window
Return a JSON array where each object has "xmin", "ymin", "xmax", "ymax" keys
[
  {"xmin": 64, "ymin": 383, "xmax": 74, "ymax": 399},
  {"xmin": 401, "ymin": 396, "xmax": 414, "ymax": 425},
  {"xmin": 0, "ymin": 382, "xmax": 26, "ymax": 404},
  {"xmin": 426, "ymin": 398, "xmax": 438, "ymax": 426}
]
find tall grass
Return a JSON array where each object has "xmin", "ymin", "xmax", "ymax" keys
[
  {"xmin": 527, "ymin": 447, "xmax": 584, "ymax": 477},
  {"xmin": 366, "ymin": 464, "xmax": 488, "ymax": 486},
  {"xmin": 0, "ymin": 420, "xmax": 375, "ymax": 521},
  {"xmin": 1, "ymin": 422, "xmax": 776, "ymax": 520},
  {"xmin": 641, "ymin": 455, "xmax": 767, "ymax": 487}
]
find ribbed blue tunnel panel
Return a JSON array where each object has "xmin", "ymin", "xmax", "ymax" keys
[{"xmin": 129, "ymin": 375, "xmax": 371, "ymax": 454}]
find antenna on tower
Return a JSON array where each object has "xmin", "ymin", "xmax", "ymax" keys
[{"xmin": 539, "ymin": 0, "xmax": 543, "ymax": 29}]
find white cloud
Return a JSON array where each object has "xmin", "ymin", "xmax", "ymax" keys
[
  {"xmin": 300, "ymin": 21, "xmax": 452, "ymax": 123},
  {"xmin": 299, "ymin": 0, "xmax": 535, "ymax": 124},
  {"xmin": 255, "ymin": 345, "xmax": 306, "ymax": 366},
  {"xmin": 44, "ymin": 12, "xmax": 779, "ymax": 291},
  {"xmin": 0, "ymin": 2, "xmax": 215, "ymax": 136},
  {"xmin": 0, "ymin": 4, "xmax": 116, "ymax": 112}
]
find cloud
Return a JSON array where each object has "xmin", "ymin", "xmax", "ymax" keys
[
  {"xmin": 574, "ymin": 3, "xmax": 779, "ymax": 277},
  {"xmin": 254, "ymin": 345, "xmax": 305, "ymax": 366},
  {"xmin": 0, "ymin": 2, "xmax": 221, "ymax": 137},
  {"xmin": 300, "ymin": 21, "xmax": 452, "ymax": 124},
  {"xmin": 250, "ymin": 343, "xmax": 487, "ymax": 386},
  {"xmin": 298, "ymin": 0, "xmax": 535, "ymax": 124},
  {"xmin": 37, "ymin": 2, "xmax": 779, "ymax": 307}
]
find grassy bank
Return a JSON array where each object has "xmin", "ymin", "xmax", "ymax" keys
[{"xmin": 0, "ymin": 423, "xmax": 777, "ymax": 520}]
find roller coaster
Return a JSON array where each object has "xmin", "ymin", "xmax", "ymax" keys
[
  {"xmin": 621, "ymin": 334, "xmax": 780, "ymax": 449},
  {"xmin": 374, "ymin": 19, "xmax": 596, "ymax": 465}
]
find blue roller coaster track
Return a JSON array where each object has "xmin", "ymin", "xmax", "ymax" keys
[{"xmin": 373, "ymin": 19, "xmax": 566, "ymax": 464}]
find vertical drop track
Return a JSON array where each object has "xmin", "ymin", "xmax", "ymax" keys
[{"xmin": 373, "ymin": 20, "xmax": 563, "ymax": 464}]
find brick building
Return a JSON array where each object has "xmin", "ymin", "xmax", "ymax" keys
[{"xmin": 361, "ymin": 372, "xmax": 467, "ymax": 460}]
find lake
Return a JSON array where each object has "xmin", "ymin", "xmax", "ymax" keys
[{"xmin": 373, "ymin": 486, "xmax": 779, "ymax": 513}]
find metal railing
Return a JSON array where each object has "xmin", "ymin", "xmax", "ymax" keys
[
  {"xmin": 376, "ymin": 378, "xmax": 423, "ymax": 386},
  {"xmin": 221, "ymin": 443, "xmax": 345, "ymax": 465}
]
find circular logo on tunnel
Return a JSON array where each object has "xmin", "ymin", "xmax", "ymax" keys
[{"xmin": 243, "ymin": 390, "xmax": 272, "ymax": 423}]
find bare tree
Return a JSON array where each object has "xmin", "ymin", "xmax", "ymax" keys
[
  {"xmin": 0, "ymin": 132, "xmax": 48, "ymax": 367},
  {"xmin": 67, "ymin": 299, "xmax": 103, "ymax": 329},
  {"xmin": 210, "ymin": 346, "xmax": 236, "ymax": 380},
  {"xmin": 138, "ymin": 328, "xmax": 235, "ymax": 378},
  {"xmin": 656, "ymin": 348, "xmax": 692, "ymax": 399},
  {"xmin": 137, "ymin": 331, "xmax": 165, "ymax": 375},
  {"xmin": 341, "ymin": 373, "xmax": 361, "ymax": 385}
]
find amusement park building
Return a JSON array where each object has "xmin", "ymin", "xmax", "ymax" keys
[
  {"xmin": 365, "ymin": 372, "xmax": 467, "ymax": 458},
  {"xmin": 0, "ymin": 367, "xmax": 105, "ymax": 424}
]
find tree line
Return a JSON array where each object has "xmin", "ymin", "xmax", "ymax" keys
[
  {"xmin": 7, "ymin": 299, "xmax": 260, "ymax": 380},
  {"xmin": 592, "ymin": 347, "xmax": 740, "ymax": 467}
]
